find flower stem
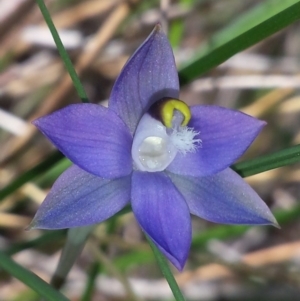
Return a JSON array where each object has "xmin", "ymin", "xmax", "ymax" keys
[
  {"xmin": 35, "ymin": 0, "xmax": 89, "ymax": 103},
  {"xmin": 49, "ymin": 226, "xmax": 95, "ymax": 290},
  {"xmin": 80, "ymin": 262, "xmax": 100, "ymax": 301},
  {"xmin": 146, "ymin": 236, "xmax": 186, "ymax": 301}
]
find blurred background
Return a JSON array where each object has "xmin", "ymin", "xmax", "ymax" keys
[{"xmin": 1, "ymin": 0, "xmax": 300, "ymax": 300}]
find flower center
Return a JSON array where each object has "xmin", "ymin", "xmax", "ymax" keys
[
  {"xmin": 131, "ymin": 114, "xmax": 177, "ymax": 172},
  {"xmin": 138, "ymin": 136, "xmax": 173, "ymax": 170},
  {"xmin": 131, "ymin": 98, "xmax": 201, "ymax": 172}
]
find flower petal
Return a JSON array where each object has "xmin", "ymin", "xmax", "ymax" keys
[
  {"xmin": 33, "ymin": 104, "xmax": 132, "ymax": 179},
  {"xmin": 29, "ymin": 165, "xmax": 131, "ymax": 229},
  {"xmin": 167, "ymin": 105, "xmax": 266, "ymax": 177},
  {"xmin": 109, "ymin": 25, "xmax": 179, "ymax": 134},
  {"xmin": 168, "ymin": 168, "xmax": 277, "ymax": 226},
  {"xmin": 131, "ymin": 171, "xmax": 191, "ymax": 270}
]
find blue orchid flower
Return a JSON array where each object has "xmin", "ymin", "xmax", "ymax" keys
[{"xmin": 30, "ymin": 25, "xmax": 277, "ymax": 270}]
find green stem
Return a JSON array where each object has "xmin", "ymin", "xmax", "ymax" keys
[
  {"xmin": 35, "ymin": 0, "xmax": 89, "ymax": 102},
  {"xmin": 146, "ymin": 236, "xmax": 186, "ymax": 301},
  {"xmin": 50, "ymin": 226, "xmax": 95, "ymax": 290},
  {"xmin": 80, "ymin": 262, "xmax": 100, "ymax": 301}
]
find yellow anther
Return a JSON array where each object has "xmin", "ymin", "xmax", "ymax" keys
[{"xmin": 161, "ymin": 99, "xmax": 191, "ymax": 128}]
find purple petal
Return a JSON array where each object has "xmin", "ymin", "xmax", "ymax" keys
[
  {"xmin": 33, "ymin": 104, "xmax": 132, "ymax": 179},
  {"xmin": 109, "ymin": 25, "xmax": 179, "ymax": 134},
  {"xmin": 131, "ymin": 171, "xmax": 191, "ymax": 270},
  {"xmin": 168, "ymin": 168, "xmax": 277, "ymax": 226},
  {"xmin": 167, "ymin": 105, "xmax": 266, "ymax": 177},
  {"xmin": 29, "ymin": 165, "xmax": 131, "ymax": 229}
]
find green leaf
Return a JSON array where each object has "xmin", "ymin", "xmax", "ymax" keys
[
  {"xmin": 0, "ymin": 250, "xmax": 70, "ymax": 301},
  {"xmin": 0, "ymin": 151, "xmax": 64, "ymax": 202},
  {"xmin": 179, "ymin": 0, "xmax": 300, "ymax": 84},
  {"xmin": 35, "ymin": 0, "xmax": 89, "ymax": 102},
  {"xmin": 113, "ymin": 250, "xmax": 154, "ymax": 272},
  {"xmin": 5, "ymin": 230, "xmax": 66, "ymax": 256},
  {"xmin": 147, "ymin": 236, "xmax": 186, "ymax": 301},
  {"xmin": 35, "ymin": 157, "xmax": 72, "ymax": 187},
  {"xmin": 232, "ymin": 144, "xmax": 300, "ymax": 177},
  {"xmin": 169, "ymin": 19, "xmax": 184, "ymax": 49}
]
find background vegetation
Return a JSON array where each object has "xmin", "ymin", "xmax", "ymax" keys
[{"xmin": 1, "ymin": 0, "xmax": 300, "ymax": 300}]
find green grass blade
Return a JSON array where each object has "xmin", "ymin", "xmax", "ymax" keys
[
  {"xmin": 147, "ymin": 236, "xmax": 186, "ymax": 301},
  {"xmin": 169, "ymin": 19, "xmax": 184, "ymax": 49},
  {"xmin": 232, "ymin": 144, "xmax": 300, "ymax": 177},
  {"xmin": 5, "ymin": 230, "xmax": 66, "ymax": 256},
  {"xmin": 0, "ymin": 151, "xmax": 64, "ymax": 202},
  {"xmin": 35, "ymin": 157, "xmax": 72, "ymax": 187},
  {"xmin": 0, "ymin": 251, "xmax": 70, "ymax": 301},
  {"xmin": 35, "ymin": 0, "xmax": 89, "ymax": 102},
  {"xmin": 179, "ymin": 0, "xmax": 300, "ymax": 84}
]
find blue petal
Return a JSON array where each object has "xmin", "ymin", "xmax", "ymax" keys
[
  {"xmin": 168, "ymin": 168, "xmax": 278, "ymax": 226},
  {"xmin": 109, "ymin": 25, "xmax": 179, "ymax": 134},
  {"xmin": 167, "ymin": 105, "xmax": 266, "ymax": 177},
  {"xmin": 131, "ymin": 171, "xmax": 191, "ymax": 270},
  {"xmin": 29, "ymin": 165, "xmax": 131, "ymax": 229},
  {"xmin": 33, "ymin": 104, "xmax": 132, "ymax": 179}
]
